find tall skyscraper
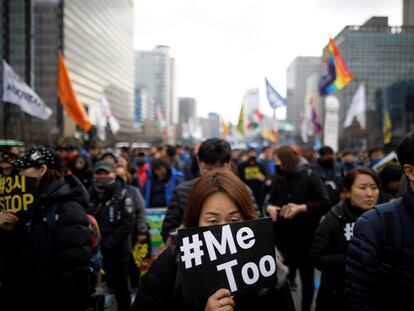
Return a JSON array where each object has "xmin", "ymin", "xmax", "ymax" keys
[
  {"xmin": 207, "ymin": 112, "xmax": 221, "ymax": 138},
  {"xmin": 179, "ymin": 97, "xmax": 197, "ymax": 124},
  {"xmin": 135, "ymin": 46, "xmax": 177, "ymax": 126},
  {"xmin": 328, "ymin": 16, "xmax": 414, "ymax": 148},
  {"xmin": 135, "ymin": 87, "xmax": 155, "ymax": 122},
  {"xmin": 404, "ymin": 0, "xmax": 414, "ymax": 26},
  {"xmin": 177, "ymin": 97, "xmax": 197, "ymax": 142},
  {"xmin": 243, "ymin": 88, "xmax": 260, "ymax": 117},
  {"xmin": 1, "ymin": 0, "xmax": 135, "ymax": 142},
  {"xmin": 286, "ymin": 57, "xmax": 321, "ymax": 137}
]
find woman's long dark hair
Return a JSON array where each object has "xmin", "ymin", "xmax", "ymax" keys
[{"xmin": 276, "ymin": 145, "xmax": 300, "ymax": 177}]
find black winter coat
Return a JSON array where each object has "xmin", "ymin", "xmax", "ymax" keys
[
  {"xmin": 0, "ymin": 175, "xmax": 94, "ymax": 311},
  {"xmin": 161, "ymin": 178, "xmax": 261, "ymax": 242},
  {"xmin": 268, "ymin": 166, "xmax": 330, "ymax": 263},
  {"xmin": 88, "ymin": 177, "xmax": 133, "ymax": 256},
  {"xmin": 131, "ymin": 246, "xmax": 295, "ymax": 311},
  {"xmin": 345, "ymin": 187, "xmax": 414, "ymax": 310},
  {"xmin": 310, "ymin": 200, "xmax": 366, "ymax": 311}
]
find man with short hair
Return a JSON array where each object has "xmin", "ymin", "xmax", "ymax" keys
[
  {"xmin": 161, "ymin": 138, "xmax": 260, "ymax": 242},
  {"xmin": 345, "ymin": 133, "xmax": 414, "ymax": 310}
]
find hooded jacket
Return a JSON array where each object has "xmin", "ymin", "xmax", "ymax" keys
[
  {"xmin": 144, "ymin": 167, "xmax": 183, "ymax": 208},
  {"xmin": 0, "ymin": 175, "xmax": 94, "ymax": 311}
]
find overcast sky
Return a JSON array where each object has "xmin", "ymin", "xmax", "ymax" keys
[{"xmin": 134, "ymin": 0, "xmax": 402, "ymax": 124}]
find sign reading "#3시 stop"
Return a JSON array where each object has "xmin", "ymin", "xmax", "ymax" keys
[
  {"xmin": 177, "ymin": 218, "xmax": 277, "ymax": 303},
  {"xmin": 0, "ymin": 175, "xmax": 37, "ymax": 214}
]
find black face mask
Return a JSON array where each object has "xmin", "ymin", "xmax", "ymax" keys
[
  {"xmin": 94, "ymin": 176, "xmax": 116, "ymax": 192},
  {"xmin": 248, "ymin": 156, "xmax": 257, "ymax": 163},
  {"xmin": 319, "ymin": 158, "xmax": 335, "ymax": 168},
  {"xmin": 275, "ymin": 165, "xmax": 284, "ymax": 176}
]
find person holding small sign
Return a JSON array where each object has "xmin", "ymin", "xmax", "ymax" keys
[
  {"xmin": 132, "ymin": 170, "xmax": 295, "ymax": 311},
  {"xmin": 0, "ymin": 148, "xmax": 95, "ymax": 311}
]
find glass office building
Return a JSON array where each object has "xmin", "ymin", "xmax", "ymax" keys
[
  {"xmin": 1, "ymin": 0, "xmax": 135, "ymax": 143},
  {"xmin": 1, "ymin": 0, "xmax": 34, "ymax": 141},
  {"xmin": 63, "ymin": 0, "xmax": 135, "ymax": 139},
  {"xmin": 328, "ymin": 17, "xmax": 414, "ymax": 149}
]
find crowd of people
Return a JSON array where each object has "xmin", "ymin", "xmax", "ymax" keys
[{"xmin": 0, "ymin": 135, "xmax": 413, "ymax": 311}]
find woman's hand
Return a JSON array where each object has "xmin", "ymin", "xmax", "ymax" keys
[
  {"xmin": 0, "ymin": 210, "xmax": 19, "ymax": 231},
  {"xmin": 205, "ymin": 288, "xmax": 235, "ymax": 311},
  {"xmin": 280, "ymin": 203, "xmax": 307, "ymax": 219},
  {"xmin": 266, "ymin": 205, "xmax": 281, "ymax": 222}
]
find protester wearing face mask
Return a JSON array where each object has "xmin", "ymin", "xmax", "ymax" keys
[
  {"xmin": 0, "ymin": 148, "xmax": 94, "ymax": 311},
  {"xmin": 312, "ymin": 146, "xmax": 345, "ymax": 206},
  {"xmin": 88, "ymin": 160, "xmax": 134, "ymax": 311},
  {"xmin": 132, "ymin": 170, "xmax": 295, "ymax": 311},
  {"xmin": 266, "ymin": 145, "xmax": 330, "ymax": 311},
  {"xmin": 0, "ymin": 151, "xmax": 18, "ymax": 177},
  {"xmin": 237, "ymin": 148, "xmax": 267, "ymax": 212}
]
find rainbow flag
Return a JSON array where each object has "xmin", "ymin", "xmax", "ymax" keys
[{"xmin": 319, "ymin": 38, "xmax": 353, "ymax": 96}]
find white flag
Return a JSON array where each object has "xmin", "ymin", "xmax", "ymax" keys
[
  {"xmin": 3, "ymin": 60, "xmax": 52, "ymax": 120},
  {"xmin": 344, "ymin": 84, "xmax": 366, "ymax": 129},
  {"xmin": 101, "ymin": 95, "xmax": 120, "ymax": 134},
  {"xmin": 95, "ymin": 104, "xmax": 107, "ymax": 141},
  {"xmin": 300, "ymin": 113, "xmax": 308, "ymax": 143}
]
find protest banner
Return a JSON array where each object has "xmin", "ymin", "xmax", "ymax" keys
[
  {"xmin": 372, "ymin": 151, "xmax": 399, "ymax": 173},
  {"xmin": 146, "ymin": 207, "xmax": 167, "ymax": 257},
  {"xmin": 0, "ymin": 175, "xmax": 37, "ymax": 214},
  {"xmin": 177, "ymin": 218, "xmax": 277, "ymax": 303}
]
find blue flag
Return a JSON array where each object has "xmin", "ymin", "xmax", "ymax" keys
[{"xmin": 265, "ymin": 78, "xmax": 286, "ymax": 109}]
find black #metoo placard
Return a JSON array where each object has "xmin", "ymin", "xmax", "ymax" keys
[{"xmin": 177, "ymin": 218, "xmax": 277, "ymax": 303}]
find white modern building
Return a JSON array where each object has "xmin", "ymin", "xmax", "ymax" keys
[{"xmin": 135, "ymin": 45, "xmax": 177, "ymax": 125}]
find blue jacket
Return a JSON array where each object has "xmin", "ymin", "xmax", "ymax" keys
[
  {"xmin": 144, "ymin": 168, "xmax": 183, "ymax": 208},
  {"xmin": 345, "ymin": 187, "xmax": 414, "ymax": 310},
  {"xmin": 259, "ymin": 158, "xmax": 276, "ymax": 178}
]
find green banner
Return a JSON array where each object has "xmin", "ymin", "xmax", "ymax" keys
[{"xmin": 146, "ymin": 207, "xmax": 167, "ymax": 257}]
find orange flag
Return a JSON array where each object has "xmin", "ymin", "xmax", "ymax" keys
[{"xmin": 57, "ymin": 52, "xmax": 92, "ymax": 132}]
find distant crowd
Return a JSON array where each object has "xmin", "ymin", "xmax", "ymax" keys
[{"xmin": 0, "ymin": 136, "xmax": 413, "ymax": 311}]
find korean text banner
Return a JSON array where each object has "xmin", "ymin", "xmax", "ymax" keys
[{"xmin": 0, "ymin": 176, "xmax": 37, "ymax": 214}]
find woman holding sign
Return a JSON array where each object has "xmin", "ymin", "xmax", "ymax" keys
[
  {"xmin": 310, "ymin": 168, "xmax": 380, "ymax": 311},
  {"xmin": 0, "ymin": 148, "xmax": 94, "ymax": 311},
  {"xmin": 132, "ymin": 169, "xmax": 295, "ymax": 311}
]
